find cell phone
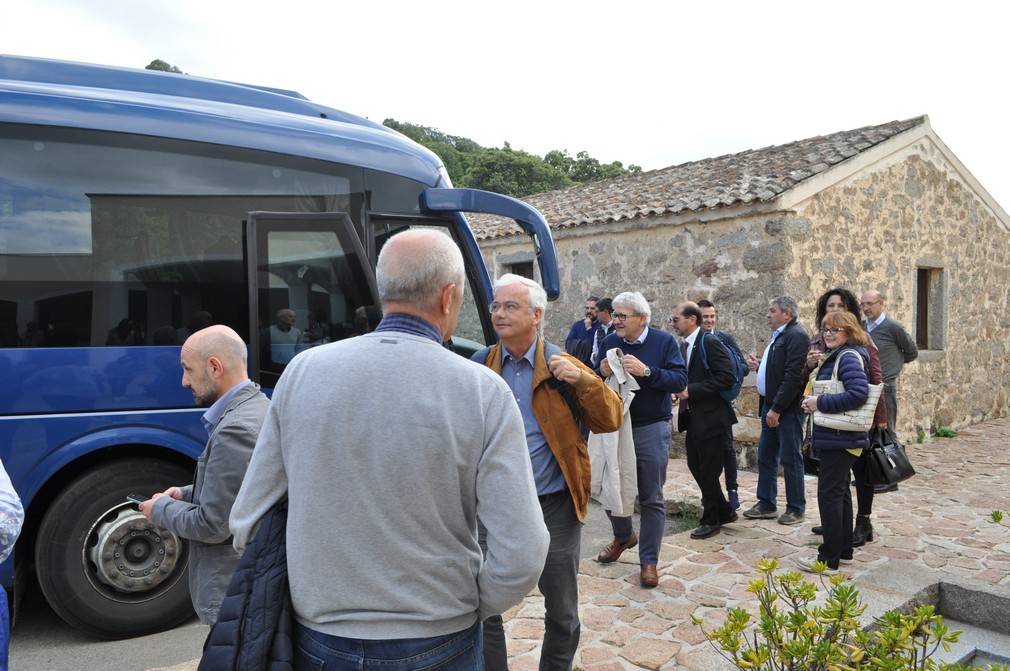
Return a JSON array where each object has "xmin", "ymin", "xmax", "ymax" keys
[{"xmin": 125, "ymin": 493, "xmax": 148, "ymax": 505}]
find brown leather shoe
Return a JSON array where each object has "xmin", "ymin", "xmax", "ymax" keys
[
  {"xmin": 597, "ymin": 534, "xmax": 638, "ymax": 563},
  {"xmin": 640, "ymin": 564, "xmax": 658, "ymax": 588}
]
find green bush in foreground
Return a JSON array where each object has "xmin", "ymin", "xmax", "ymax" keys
[{"xmin": 692, "ymin": 557, "xmax": 1006, "ymax": 671}]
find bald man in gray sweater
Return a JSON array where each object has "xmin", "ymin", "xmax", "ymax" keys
[{"xmin": 231, "ymin": 229, "xmax": 548, "ymax": 669}]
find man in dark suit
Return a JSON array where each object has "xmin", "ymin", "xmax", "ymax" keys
[
  {"xmin": 672, "ymin": 302, "xmax": 739, "ymax": 539},
  {"xmin": 743, "ymin": 296, "xmax": 809, "ymax": 525}
]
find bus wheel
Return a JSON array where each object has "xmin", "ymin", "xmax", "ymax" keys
[{"xmin": 35, "ymin": 458, "xmax": 196, "ymax": 639}]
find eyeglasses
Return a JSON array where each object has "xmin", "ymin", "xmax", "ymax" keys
[
  {"xmin": 488, "ymin": 301, "xmax": 524, "ymax": 314},
  {"xmin": 859, "ymin": 300, "xmax": 880, "ymax": 308},
  {"xmin": 821, "ymin": 327, "xmax": 844, "ymax": 334},
  {"xmin": 670, "ymin": 316, "xmax": 682, "ymax": 323},
  {"xmin": 612, "ymin": 312, "xmax": 636, "ymax": 322}
]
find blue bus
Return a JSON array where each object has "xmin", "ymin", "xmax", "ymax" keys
[{"xmin": 0, "ymin": 55, "xmax": 559, "ymax": 638}]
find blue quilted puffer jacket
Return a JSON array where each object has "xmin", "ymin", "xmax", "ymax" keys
[
  {"xmin": 198, "ymin": 501, "xmax": 293, "ymax": 671},
  {"xmin": 811, "ymin": 345, "xmax": 870, "ymax": 452}
]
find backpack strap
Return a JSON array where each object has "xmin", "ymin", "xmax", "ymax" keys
[{"xmin": 543, "ymin": 341, "xmax": 582, "ymax": 425}]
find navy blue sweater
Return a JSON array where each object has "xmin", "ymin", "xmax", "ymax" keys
[
  {"xmin": 596, "ymin": 328, "xmax": 687, "ymax": 427},
  {"xmin": 811, "ymin": 345, "xmax": 870, "ymax": 451}
]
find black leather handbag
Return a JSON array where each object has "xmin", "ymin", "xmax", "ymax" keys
[{"xmin": 865, "ymin": 428, "xmax": 915, "ymax": 485}]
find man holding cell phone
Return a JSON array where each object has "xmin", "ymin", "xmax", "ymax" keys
[{"xmin": 137, "ymin": 324, "xmax": 269, "ymax": 625}]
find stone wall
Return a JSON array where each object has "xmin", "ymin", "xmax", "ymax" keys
[
  {"xmin": 792, "ymin": 143, "xmax": 1010, "ymax": 437},
  {"xmin": 477, "ymin": 140, "xmax": 1010, "ymax": 444}
]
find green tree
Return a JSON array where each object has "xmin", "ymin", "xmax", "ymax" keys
[
  {"xmin": 145, "ymin": 59, "xmax": 184, "ymax": 74},
  {"xmin": 383, "ymin": 119, "xmax": 641, "ymax": 197},
  {"xmin": 545, "ymin": 149, "xmax": 641, "ymax": 182},
  {"xmin": 383, "ymin": 119, "xmax": 482, "ymax": 185},
  {"xmin": 458, "ymin": 145, "xmax": 572, "ymax": 198}
]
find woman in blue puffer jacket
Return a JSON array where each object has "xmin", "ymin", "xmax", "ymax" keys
[{"xmin": 797, "ymin": 310, "xmax": 869, "ymax": 573}]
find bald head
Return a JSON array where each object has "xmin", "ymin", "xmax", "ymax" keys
[
  {"xmin": 181, "ymin": 325, "xmax": 249, "ymax": 406},
  {"xmin": 376, "ymin": 229, "xmax": 465, "ymax": 337}
]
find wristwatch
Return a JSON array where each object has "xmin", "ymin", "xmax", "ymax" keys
[{"xmin": 642, "ymin": 366, "xmax": 651, "ymax": 377}]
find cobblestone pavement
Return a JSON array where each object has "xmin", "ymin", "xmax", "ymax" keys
[
  {"xmin": 155, "ymin": 418, "xmax": 1010, "ymax": 671},
  {"xmin": 503, "ymin": 418, "xmax": 1010, "ymax": 671}
]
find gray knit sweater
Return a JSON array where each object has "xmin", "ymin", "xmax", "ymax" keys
[
  {"xmin": 869, "ymin": 316, "xmax": 918, "ymax": 382},
  {"xmin": 230, "ymin": 329, "xmax": 548, "ymax": 639}
]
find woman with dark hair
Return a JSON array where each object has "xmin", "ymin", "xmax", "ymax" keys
[
  {"xmin": 797, "ymin": 310, "xmax": 870, "ymax": 572},
  {"xmin": 804, "ymin": 287, "xmax": 886, "ymax": 547}
]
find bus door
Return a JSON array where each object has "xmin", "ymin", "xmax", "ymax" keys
[{"xmin": 245, "ymin": 212, "xmax": 377, "ymax": 388}]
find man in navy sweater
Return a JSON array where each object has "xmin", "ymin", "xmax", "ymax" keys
[{"xmin": 594, "ymin": 291, "xmax": 687, "ymax": 587}]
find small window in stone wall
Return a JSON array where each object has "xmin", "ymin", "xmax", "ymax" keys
[
  {"xmin": 510, "ymin": 261, "xmax": 535, "ymax": 280},
  {"xmin": 915, "ymin": 267, "xmax": 946, "ymax": 350}
]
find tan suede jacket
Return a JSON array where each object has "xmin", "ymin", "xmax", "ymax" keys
[{"xmin": 481, "ymin": 338, "xmax": 623, "ymax": 521}]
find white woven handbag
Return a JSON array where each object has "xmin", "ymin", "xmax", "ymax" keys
[{"xmin": 811, "ymin": 350, "xmax": 883, "ymax": 432}]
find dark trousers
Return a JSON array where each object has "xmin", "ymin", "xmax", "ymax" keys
[
  {"xmin": 684, "ymin": 423, "xmax": 732, "ymax": 527},
  {"xmin": 816, "ymin": 449, "xmax": 859, "ymax": 569},
  {"xmin": 884, "ymin": 382, "xmax": 898, "ymax": 438},
  {"xmin": 721, "ymin": 427, "xmax": 738, "ymax": 492},
  {"xmin": 483, "ymin": 491, "xmax": 581, "ymax": 671},
  {"xmin": 851, "ymin": 450, "xmax": 874, "ymax": 516}
]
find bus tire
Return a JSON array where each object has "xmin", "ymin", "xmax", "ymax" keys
[{"xmin": 35, "ymin": 458, "xmax": 195, "ymax": 639}]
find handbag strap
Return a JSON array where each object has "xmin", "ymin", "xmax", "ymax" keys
[{"xmin": 830, "ymin": 348, "xmax": 864, "ymax": 380}]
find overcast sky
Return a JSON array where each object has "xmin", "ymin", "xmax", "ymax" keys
[{"xmin": 4, "ymin": 1, "xmax": 1008, "ymax": 210}]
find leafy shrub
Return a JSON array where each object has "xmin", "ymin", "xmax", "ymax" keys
[{"xmin": 693, "ymin": 557, "xmax": 1006, "ymax": 671}]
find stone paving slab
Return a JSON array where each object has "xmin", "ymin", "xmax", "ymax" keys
[
  {"xmin": 504, "ymin": 419, "xmax": 1010, "ymax": 671},
  {"xmin": 155, "ymin": 418, "xmax": 1010, "ymax": 671}
]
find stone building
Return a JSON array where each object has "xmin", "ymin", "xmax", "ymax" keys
[{"xmin": 470, "ymin": 116, "xmax": 1010, "ymax": 444}]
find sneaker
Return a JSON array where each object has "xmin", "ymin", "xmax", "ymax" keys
[
  {"xmin": 742, "ymin": 503, "xmax": 778, "ymax": 519},
  {"xmin": 778, "ymin": 511, "xmax": 805, "ymax": 525},
  {"xmin": 795, "ymin": 556, "xmax": 837, "ymax": 574},
  {"xmin": 728, "ymin": 489, "xmax": 740, "ymax": 510}
]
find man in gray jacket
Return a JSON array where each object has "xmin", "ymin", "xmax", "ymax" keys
[
  {"xmin": 140, "ymin": 324, "xmax": 269, "ymax": 625},
  {"xmin": 231, "ymin": 229, "xmax": 549, "ymax": 670}
]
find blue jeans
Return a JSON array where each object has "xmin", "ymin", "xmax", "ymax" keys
[
  {"xmin": 755, "ymin": 410, "xmax": 806, "ymax": 514},
  {"xmin": 294, "ymin": 620, "xmax": 482, "ymax": 671},
  {"xmin": 483, "ymin": 491, "xmax": 581, "ymax": 671},
  {"xmin": 608, "ymin": 420, "xmax": 671, "ymax": 565}
]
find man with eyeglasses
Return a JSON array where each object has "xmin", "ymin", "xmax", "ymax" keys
[
  {"xmin": 593, "ymin": 291, "xmax": 687, "ymax": 588},
  {"xmin": 671, "ymin": 301, "xmax": 739, "ymax": 540},
  {"xmin": 860, "ymin": 290, "xmax": 918, "ymax": 464},
  {"xmin": 474, "ymin": 275, "xmax": 622, "ymax": 671}
]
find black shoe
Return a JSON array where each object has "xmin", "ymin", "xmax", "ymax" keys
[
  {"xmin": 691, "ymin": 523, "xmax": 721, "ymax": 539},
  {"xmin": 720, "ymin": 511, "xmax": 739, "ymax": 525},
  {"xmin": 852, "ymin": 514, "xmax": 874, "ymax": 547},
  {"xmin": 811, "ymin": 526, "xmax": 824, "ymax": 535},
  {"xmin": 874, "ymin": 483, "xmax": 898, "ymax": 493}
]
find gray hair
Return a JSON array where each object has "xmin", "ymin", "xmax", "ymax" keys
[
  {"xmin": 494, "ymin": 273, "xmax": 547, "ymax": 336},
  {"xmin": 770, "ymin": 295, "xmax": 799, "ymax": 321},
  {"xmin": 377, "ymin": 229, "xmax": 465, "ymax": 311},
  {"xmin": 612, "ymin": 291, "xmax": 651, "ymax": 322}
]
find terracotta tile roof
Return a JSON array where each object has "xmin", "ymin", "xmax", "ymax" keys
[{"xmin": 470, "ymin": 116, "xmax": 926, "ymax": 239}]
